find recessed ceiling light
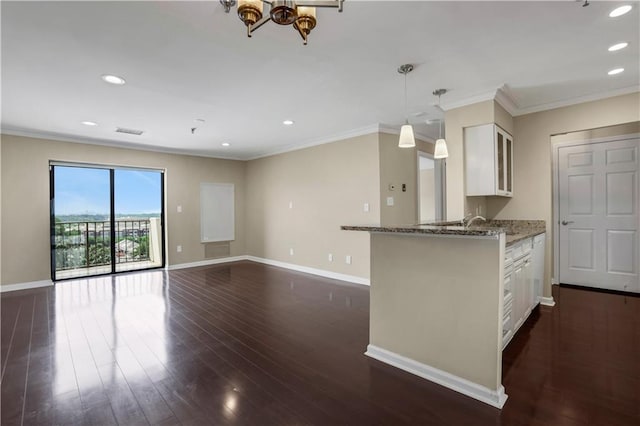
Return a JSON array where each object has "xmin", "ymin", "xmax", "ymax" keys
[
  {"xmin": 194, "ymin": 118, "xmax": 206, "ymax": 123},
  {"xmin": 608, "ymin": 68, "xmax": 625, "ymax": 75},
  {"xmin": 609, "ymin": 5, "xmax": 632, "ymax": 17},
  {"xmin": 221, "ymin": 142, "xmax": 230, "ymax": 147},
  {"xmin": 283, "ymin": 120, "xmax": 294, "ymax": 126},
  {"xmin": 101, "ymin": 74, "xmax": 126, "ymax": 85},
  {"xmin": 81, "ymin": 121, "xmax": 97, "ymax": 126},
  {"xmin": 608, "ymin": 42, "xmax": 629, "ymax": 52}
]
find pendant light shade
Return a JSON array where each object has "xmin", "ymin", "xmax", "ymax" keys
[
  {"xmin": 434, "ymin": 138, "xmax": 449, "ymax": 159},
  {"xmin": 432, "ymin": 89, "xmax": 449, "ymax": 159},
  {"xmin": 399, "ymin": 124, "xmax": 416, "ymax": 148},
  {"xmin": 397, "ymin": 64, "xmax": 415, "ymax": 148}
]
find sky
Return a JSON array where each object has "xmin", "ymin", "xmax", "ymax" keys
[{"xmin": 54, "ymin": 166, "xmax": 162, "ymax": 215}]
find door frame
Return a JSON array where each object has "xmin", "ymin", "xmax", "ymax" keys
[
  {"xmin": 551, "ymin": 127, "xmax": 640, "ymax": 285},
  {"xmin": 416, "ymin": 150, "xmax": 446, "ymax": 223},
  {"xmin": 49, "ymin": 161, "xmax": 167, "ymax": 281}
]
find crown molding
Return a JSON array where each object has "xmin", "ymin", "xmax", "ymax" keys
[
  {"xmin": 0, "ymin": 126, "xmax": 246, "ymax": 161},
  {"xmin": 438, "ymin": 84, "xmax": 640, "ymax": 118},
  {"xmin": 439, "ymin": 89, "xmax": 499, "ymax": 112},
  {"xmin": 245, "ymin": 124, "xmax": 383, "ymax": 160},
  {"xmin": 510, "ymin": 85, "xmax": 640, "ymax": 116}
]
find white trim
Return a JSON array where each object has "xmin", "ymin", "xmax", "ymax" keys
[
  {"xmin": 0, "ymin": 280, "xmax": 53, "ymax": 293},
  {"xmin": 538, "ymin": 296, "xmax": 556, "ymax": 307},
  {"xmin": 167, "ymin": 256, "xmax": 248, "ymax": 271},
  {"xmin": 513, "ymin": 85, "xmax": 640, "ymax": 116},
  {"xmin": 167, "ymin": 255, "xmax": 370, "ymax": 286},
  {"xmin": 365, "ymin": 345, "xmax": 508, "ymax": 409},
  {"xmin": 245, "ymin": 124, "xmax": 382, "ymax": 160},
  {"xmin": 246, "ymin": 256, "xmax": 370, "ymax": 286},
  {"xmin": 441, "ymin": 88, "xmax": 499, "ymax": 111},
  {"xmin": 1, "ymin": 126, "xmax": 246, "ymax": 161},
  {"xmin": 551, "ymin": 131, "xmax": 640, "ymax": 289},
  {"xmin": 494, "ymin": 85, "xmax": 520, "ymax": 117}
]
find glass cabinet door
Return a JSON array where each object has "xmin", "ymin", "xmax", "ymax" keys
[
  {"xmin": 497, "ymin": 131, "xmax": 505, "ymax": 193},
  {"xmin": 506, "ymin": 136, "xmax": 513, "ymax": 194}
]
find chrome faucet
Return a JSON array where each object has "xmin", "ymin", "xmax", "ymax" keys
[
  {"xmin": 465, "ymin": 215, "xmax": 486, "ymax": 227},
  {"xmin": 460, "ymin": 213, "xmax": 474, "ymax": 226}
]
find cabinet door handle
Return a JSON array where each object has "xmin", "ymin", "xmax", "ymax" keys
[{"xmin": 561, "ymin": 220, "xmax": 574, "ymax": 225}]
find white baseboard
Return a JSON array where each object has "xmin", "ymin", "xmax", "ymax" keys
[
  {"xmin": 539, "ymin": 296, "xmax": 556, "ymax": 307},
  {"xmin": 0, "ymin": 280, "xmax": 53, "ymax": 293},
  {"xmin": 167, "ymin": 256, "xmax": 249, "ymax": 271},
  {"xmin": 246, "ymin": 256, "xmax": 370, "ymax": 286},
  {"xmin": 365, "ymin": 344, "xmax": 508, "ymax": 409}
]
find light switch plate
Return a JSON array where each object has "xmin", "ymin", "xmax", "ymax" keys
[
  {"xmin": 363, "ymin": 203, "xmax": 370, "ymax": 212},
  {"xmin": 177, "ymin": 205, "xmax": 182, "ymax": 213},
  {"xmin": 386, "ymin": 197, "xmax": 394, "ymax": 206}
]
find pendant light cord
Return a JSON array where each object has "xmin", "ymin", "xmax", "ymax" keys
[
  {"xmin": 404, "ymin": 73, "xmax": 408, "ymax": 125},
  {"xmin": 438, "ymin": 94, "xmax": 443, "ymax": 138}
]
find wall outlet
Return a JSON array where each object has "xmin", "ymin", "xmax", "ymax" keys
[
  {"xmin": 177, "ymin": 205, "xmax": 182, "ymax": 213},
  {"xmin": 289, "ymin": 248, "xmax": 294, "ymax": 256},
  {"xmin": 328, "ymin": 253, "xmax": 333, "ymax": 262},
  {"xmin": 176, "ymin": 245, "xmax": 182, "ymax": 253},
  {"xmin": 386, "ymin": 196, "xmax": 394, "ymax": 206},
  {"xmin": 345, "ymin": 255, "xmax": 352, "ymax": 265},
  {"xmin": 363, "ymin": 203, "xmax": 370, "ymax": 212}
]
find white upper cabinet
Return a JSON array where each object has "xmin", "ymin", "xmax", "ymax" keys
[{"xmin": 464, "ymin": 124, "xmax": 513, "ymax": 197}]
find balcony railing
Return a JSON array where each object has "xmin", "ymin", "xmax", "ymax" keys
[{"xmin": 54, "ymin": 219, "xmax": 156, "ymax": 271}]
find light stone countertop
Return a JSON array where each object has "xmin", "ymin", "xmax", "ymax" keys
[{"xmin": 341, "ymin": 219, "xmax": 546, "ymax": 247}]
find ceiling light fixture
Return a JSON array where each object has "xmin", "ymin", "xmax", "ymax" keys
[
  {"xmin": 283, "ymin": 119, "xmax": 294, "ymax": 126},
  {"xmin": 222, "ymin": 142, "xmax": 231, "ymax": 147},
  {"xmin": 609, "ymin": 5, "xmax": 632, "ymax": 17},
  {"xmin": 220, "ymin": 0, "xmax": 344, "ymax": 45},
  {"xmin": 608, "ymin": 68, "xmax": 625, "ymax": 75},
  {"xmin": 608, "ymin": 42, "xmax": 628, "ymax": 51},
  {"xmin": 432, "ymin": 89, "xmax": 449, "ymax": 159},
  {"xmin": 101, "ymin": 74, "xmax": 126, "ymax": 85},
  {"xmin": 81, "ymin": 121, "xmax": 97, "ymax": 126},
  {"xmin": 397, "ymin": 64, "xmax": 415, "ymax": 148}
]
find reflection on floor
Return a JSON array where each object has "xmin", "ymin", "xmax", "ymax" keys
[
  {"xmin": 1, "ymin": 262, "xmax": 639, "ymax": 425},
  {"xmin": 56, "ymin": 260, "xmax": 163, "ymax": 279}
]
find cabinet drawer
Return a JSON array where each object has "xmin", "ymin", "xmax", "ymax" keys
[
  {"xmin": 511, "ymin": 243, "xmax": 523, "ymax": 260},
  {"xmin": 505, "ymin": 248, "xmax": 514, "ymax": 265}
]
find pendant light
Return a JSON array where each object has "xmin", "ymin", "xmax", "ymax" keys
[
  {"xmin": 398, "ymin": 64, "xmax": 415, "ymax": 148},
  {"xmin": 432, "ymin": 89, "xmax": 449, "ymax": 159}
]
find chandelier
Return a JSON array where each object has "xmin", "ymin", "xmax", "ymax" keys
[{"xmin": 219, "ymin": 0, "xmax": 344, "ymax": 45}]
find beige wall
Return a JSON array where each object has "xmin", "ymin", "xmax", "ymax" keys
[
  {"xmin": 379, "ymin": 132, "xmax": 418, "ymax": 225},
  {"xmin": 370, "ymin": 233, "xmax": 504, "ymax": 390},
  {"xmin": 245, "ymin": 134, "xmax": 379, "ymax": 279},
  {"xmin": 487, "ymin": 92, "xmax": 640, "ymax": 296},
  {"xmin": 1, "ymin": 134, "xmax": 246, "ymax": 285},
  {"xmin": 445, "ymin": 100, "xmax": 495, "ymax": 220}
]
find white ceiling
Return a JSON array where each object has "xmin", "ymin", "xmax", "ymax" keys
[{"xmin": 2, "ymin": 1, "xmax": 638, "ymax": 160}]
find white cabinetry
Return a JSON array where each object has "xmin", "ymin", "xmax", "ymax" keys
[
  {"xmin": 532, "ymin": 234, "xmax": 546, "ymax": 304},
  {"xmin": 465, "ymin": 124, "xmax": 513, "ymax": 197},
  {"xmin": 502, "ymin": 233, "xmax": 545, "ymax": 350}
]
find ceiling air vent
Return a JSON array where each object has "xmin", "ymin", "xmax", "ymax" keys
[{"xmin": 115, "ymin": 127, "xmax": 144, "ymax": 136}]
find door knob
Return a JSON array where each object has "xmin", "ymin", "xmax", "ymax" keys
[{"xmin": 561, "ymin": 220, "xmax": 574, "ymax": 225}]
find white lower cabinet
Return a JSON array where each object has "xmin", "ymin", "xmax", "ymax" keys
[{"xmin": 502, "ymin": 234, "xmax": 545, "ymax": 350}]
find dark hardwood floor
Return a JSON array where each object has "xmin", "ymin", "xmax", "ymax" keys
[{"xmin": 1, "ymin": 261, "xmax": 638, "ymax": 425}]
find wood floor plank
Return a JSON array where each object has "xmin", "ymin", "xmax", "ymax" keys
[{"xmin": 2, "ymin": 262, "xmax": 639, "ymax": 425}]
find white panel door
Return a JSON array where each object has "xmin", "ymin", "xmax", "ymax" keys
[{"xmin": 558, "ymin": 138, "xmax": 639, "ymax": 293}]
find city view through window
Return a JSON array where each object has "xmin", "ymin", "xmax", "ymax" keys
[{"xmin": 52, "ymin": 165, "xmax": 164, "ymax": 279}]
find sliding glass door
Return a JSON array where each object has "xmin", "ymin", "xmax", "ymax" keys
[{"xmin": 50, "ymin": 163, "xmax": 164, "ymax": 280}]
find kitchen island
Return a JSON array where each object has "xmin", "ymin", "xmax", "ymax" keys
[{"xmin": 342, "ymin": 221, "xmax": 545, "ymax": 409}]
